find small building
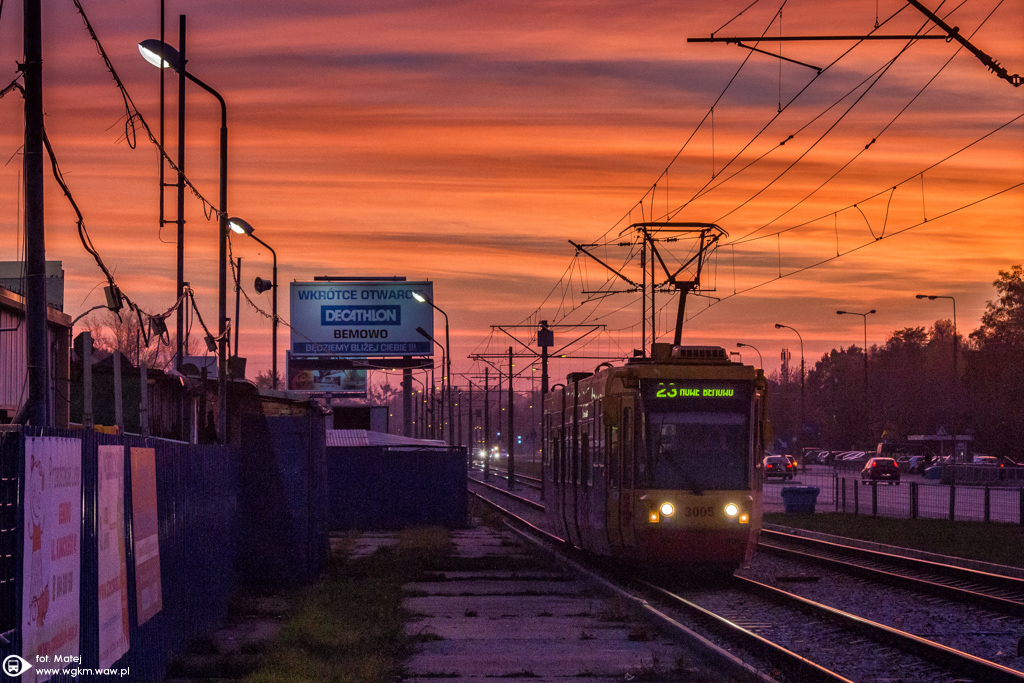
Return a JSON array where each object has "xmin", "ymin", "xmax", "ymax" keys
[{"xmin": 0, "ymin": 271, "xmax": 71, "ymax": 426}]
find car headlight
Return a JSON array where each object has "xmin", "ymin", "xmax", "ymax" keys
[
  {"xmin": 660, "ymin": 502, "xmax": 675, "ymax": 517},
  {"xmin": 725, "ymin": 503, "xmax": 739, "ymax": 517}
]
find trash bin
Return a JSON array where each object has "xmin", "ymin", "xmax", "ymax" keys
[{"xmin": 781, "ymin": 486, "xmax": 820, "ymax": 513}]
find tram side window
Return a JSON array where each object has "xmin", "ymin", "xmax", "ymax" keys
[
  {"xmin": 608, "ymin": 425, "xmax": 619, "ymax": 488},
  {"xmin": 622, "ymin": 407, "xmax": 633, "ymax": 490},
  {"xmin": 582, "ymin": 430, "xmax": 592, "ymax": 487}
]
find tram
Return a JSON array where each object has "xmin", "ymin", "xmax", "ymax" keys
[{"xmin": 543, "ymin": 343, "xmax": 768, "ymax": 571}]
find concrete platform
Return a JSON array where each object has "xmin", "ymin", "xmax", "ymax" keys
[{"xmin": 399, "ymin": 526, "xmax": 688, "ymax": 681}]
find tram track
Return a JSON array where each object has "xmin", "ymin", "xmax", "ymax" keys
[
  {"xmin": 758, "ymin": 527, "xmax": 1024, "ymax": 618},
  {"xmin": 469, "ymin": 476, "xmax": 1024, "ymax": 683}
]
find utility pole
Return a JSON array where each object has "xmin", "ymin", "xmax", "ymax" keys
[
  {"xmin": 507, "ymin": 346, "xmax": 515, "ymax": 491},
  {"xmin": 483, "ymin": 367, "xmax": 490, "ymax": 481},
  {"xmin": 23, "ymin": 0, "xmax": 48, "ymax": 427}
]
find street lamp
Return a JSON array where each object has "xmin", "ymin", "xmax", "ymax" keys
[
  {"xmin": 837, "ymin": 309, "xmax": 876, "ymax": 443},
  {"xmin": 229, "ymin": 217, "xmax": 278, "ymax": 390},
  {"xmin": 140, "ymin": 38, "xmax": 230, "ymax": 443},
  {"xmin": 736, "ymin": 342, "xmax": 763, "ymax": 368},
  {"xmin": 774, "ymin": 324, "xmax": 804, "ymax": 447},
  {"xmin": 416, "ymin": 326, "xmax": 446, "ymax": 440},
  {"xmin": 412, "ymin": 292, "xmax": 452, "ymax": 445},
  {"xmin": 915, "ymin": 294, "xmax": 958, "ymax": 376}
]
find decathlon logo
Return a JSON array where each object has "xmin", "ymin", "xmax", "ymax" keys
[{"xmin": 321, "ymin": 305, "xmax": 402, "ymax": 326}]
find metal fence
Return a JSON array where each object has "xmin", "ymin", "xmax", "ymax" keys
[
  {"xmin": 764, "ymin": 466, "xmax": 1024, "ymax": 525},
  {"xmin": 0, "ymin": 425, "xmax": 239, "ymax": 682}
]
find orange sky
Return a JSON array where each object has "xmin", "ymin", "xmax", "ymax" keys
[{"xmin": 0, "ymin": 0, "xmax": 1021, "ymax": 390}]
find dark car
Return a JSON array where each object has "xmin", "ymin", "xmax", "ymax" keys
[
  {"xmin": 906, "ymin": 456, "xmax": 926, "ymax": 474},
  {"xmin": 862, "ymin": 457, "xmax": 900, "ymax": 483},
  {"xmin": 763, "ymin": 455, "xmax": 794, "ymax": 480}
]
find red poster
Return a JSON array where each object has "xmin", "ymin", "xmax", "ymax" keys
[{"xmin": 130, "ymin": 447, "xmax": 162, "ymax": 625}]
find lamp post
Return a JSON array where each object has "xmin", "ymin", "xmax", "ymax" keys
[
  {"xmin": 412, "ymin": 292, "xmax": 452, "ymax": 445},
  {"xmin": 837, "ymin": 309, "xmax": 876, "ymax": 444},
  {"xmin": 915, "ymin": 294, "xmax": 958, "ymax": 376},
  {"xmin": 736, "ymin": 342, "xmax": 763, "ymax": 368},
  {"xmin": 416, "ymin": 326, "xmax": 446, "ymax": 440},
  {"xmin": 228, "ymin": 217, "xmax": 278, "ymax": 390},
  {"xmin": 774, "ymin": 324, "xmax": 804, "ymax": 447},
  {"xmin": 139, "ymin": 38, "xmax": 230, "ymax": 443}
]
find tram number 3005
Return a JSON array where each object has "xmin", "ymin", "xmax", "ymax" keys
[{"xmin": 683, "ymin": 506, "xmax": 715, "ymax": 518}]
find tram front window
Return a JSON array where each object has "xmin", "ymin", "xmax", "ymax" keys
[{"xmin": 646, "ymin": 413, "xmax": 748, "ymax": 492}]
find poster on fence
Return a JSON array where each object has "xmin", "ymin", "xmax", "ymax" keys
[
  {"xmin": 130, "ymin": 447, "xmax": 163, "ymax": 624},
  {"xmin": 98, "ymin": 445, "xmax": 129, "ymax": 668},
  {"xmin": 21, "ymin": 436, "xmax": 81, "ymax": 683}
]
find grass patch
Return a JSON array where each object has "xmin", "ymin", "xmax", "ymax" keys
[
  {"xmin": 243, "ymin": 528, "xmax": 451, "ymax": 683},
  {"xmin": 765, "ymin": 512, "xmax": 1024, "ymax": 567}
]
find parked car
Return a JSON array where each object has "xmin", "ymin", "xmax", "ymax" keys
[
  {"xmin": 862, "ymin": 457, "xmax": 900, "ymax": 483},
  {"xmin": 972, "ymin": 455, "xmax": 1001, "ymax": 467},
  {"xmin": 784, "ymin": 454, "xmax": 798, "ymax": 470},
  {"xmin": 763, "ymin": 455, "xmax": 795, "ymax": 480},
  {"xmin": 906, "ymin": 456, "xmax": 926, "ymax": 474}
]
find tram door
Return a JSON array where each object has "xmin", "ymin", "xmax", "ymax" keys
[
  {"xmin": 605, "ymin": 397, "xmax": 623, "ymax": 551},
  {"xmin": 619, "ymin": 400, "xmax": 636, "ymax": 548}
]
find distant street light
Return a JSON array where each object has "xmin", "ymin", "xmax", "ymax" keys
[
  {"xmin": 140, "ymin": 38, "xmax": 230, "ymax": 443},
  {"xmin": 916, "ymin": 294, "xmax": 958, "ymax": 376},
  {"xmin": 229, "ymin": 217, "xmax": 278, "ymax": 390},
  {"xmin": 413, "ymin": 292, "xmax": 452, "ymax": 444},
  {"xmin": 837, "ymin": 309, "xmax": 876, "ymax": 443},
  {"xmin": 736, "ymin": 342, "xmax": 763, "ymax": 368},
  {"xmin": 774, "ymin": 324, "xmax": 805, "ymax": 447}
]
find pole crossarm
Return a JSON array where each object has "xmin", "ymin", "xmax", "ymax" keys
[
  {"xmin": 488, "ymin": 323, "xmax": 605, "ymax": 358},
  {"xmin": 569, "ymin": 240, "xmax": 640, "ymax": 288},
  {"xmin": 905, "ymin": 0, "xmax": 1021, "ymax": 87},
  {"xmin": 687, "ymin": 34, "xmax": 948, "ymax": 42}
]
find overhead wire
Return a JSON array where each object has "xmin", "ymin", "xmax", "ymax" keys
[{"xmin": 519, "ymin": 0, "xmax": 1019, "ymax": 354}]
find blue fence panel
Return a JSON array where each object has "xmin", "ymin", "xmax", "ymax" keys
[
  {"xmin": 0, "ymin": 427, "xmax": 240, "ymax": 682},
  {"xmin": 327, "ymin": 445, "xmax": 468, "ymax": 530}
]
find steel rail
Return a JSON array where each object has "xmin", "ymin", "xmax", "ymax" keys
[
  {"xmin": 759, "ymin": 528, "xmax": 1024, "ymax": 616},
  {"xmin": 733, "ymin": 575, "xmax": 1024, "ymax": 683},
  {"xmin": 469, "ymin": 490, "xmax": 784, "ymax": 683},
  {"xmin": 468, "ymin": 474, "xmax": 545, "ymax": 511}
]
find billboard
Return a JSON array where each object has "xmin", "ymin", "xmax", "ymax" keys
[
  {"xmin": 97, "ymin": 445, "xmax": 129, "ymax": 669},
  {"xmin": 22, "ymin": 437, "xmax": 81, "ymax": 683},
  {"xmin": 287, "ymin": 356, "xmax": 368, "ymax": 394},
  {"xmin": 290, "ymin": 281, "xmax": 434, "ymax": 357},
  {"xmin": 130, "ymin": 447, "xmax": 163, "ymax": 625}
]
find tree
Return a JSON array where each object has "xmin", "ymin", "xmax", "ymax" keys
[
  {"xmin": 255, "ymin": 370, "xmax": 281, "ymax": 390},
  {"xmin": 964, "ymin": 266, "xmax": 1024, "ymax": 458},
  {"xmin": 84, "ymin": 310, "xmax": 180, "ymax": 370},
  {"xmin": 971, "ymin": 265, "xmax": 1024, "ymax": 347}
]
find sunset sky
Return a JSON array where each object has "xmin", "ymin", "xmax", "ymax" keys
[{"xmin": 0, "ymin": 0, "xmax": 1021, "ymax": 393}]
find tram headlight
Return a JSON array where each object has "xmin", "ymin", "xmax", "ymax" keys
[
  {"xmin": 660, "ymin": 502, "xmax": 675, "ymax": 517},
  {"xmin": 724, "ymin": 503, "xmax": 739, "ymax": 517}
]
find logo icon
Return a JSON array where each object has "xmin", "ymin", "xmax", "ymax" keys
[{"xmin": 2, "ymin": 655, "xmax": 32, "ymax": 677}]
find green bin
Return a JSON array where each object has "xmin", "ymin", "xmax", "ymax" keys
[{"xmin": 781, "ymin": 486, "xmax": 820, "ymax": 513}]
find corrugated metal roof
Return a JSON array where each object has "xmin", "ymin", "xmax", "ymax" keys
[{"xmin": 325, "ymin": 429, "xmax": 449, "ymax": 448}]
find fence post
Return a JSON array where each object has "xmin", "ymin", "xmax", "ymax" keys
[
  {"xmin": 984, "ymin": 484, "xmax": 991, "ymax": 524},
  {"xmin": 841, "ymin": 478, "xmax": 847, "ymax": 513},
  {"xmin": 83, "ymin": 331, "xmax": 94, "ymax": 429},
  {"xmin": 113, "ymin": 349, "xmax": 124, "ymax": 433},
  {"xmin": 871, "ymin": 482, "xmax": 878, "ymax": 516},
  {"xmin": 140, "ymin": 363, "xmax": 150, "ymax": 438},
  {"xmin": 949, "ymin": 481, "xmax": 956, "ymax": 522},
  {"xmin": 834, "ymin": 474, "xmax": 839, "ymax": 511},
  {"xmin": 911, "ymin": 481, "xmax": 918, "ymax": 519},
  {"xmin": 853, "ymin": 481, "xmax": 859, "ymax": 516},
  {"xmin": 1019, "ymin": 488, "xmax": 1024, "ymax": 526}
]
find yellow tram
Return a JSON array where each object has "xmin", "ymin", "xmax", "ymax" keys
[{"xmin": 543, "ymin": 343, "xmax": 769, "ymax": 571}]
